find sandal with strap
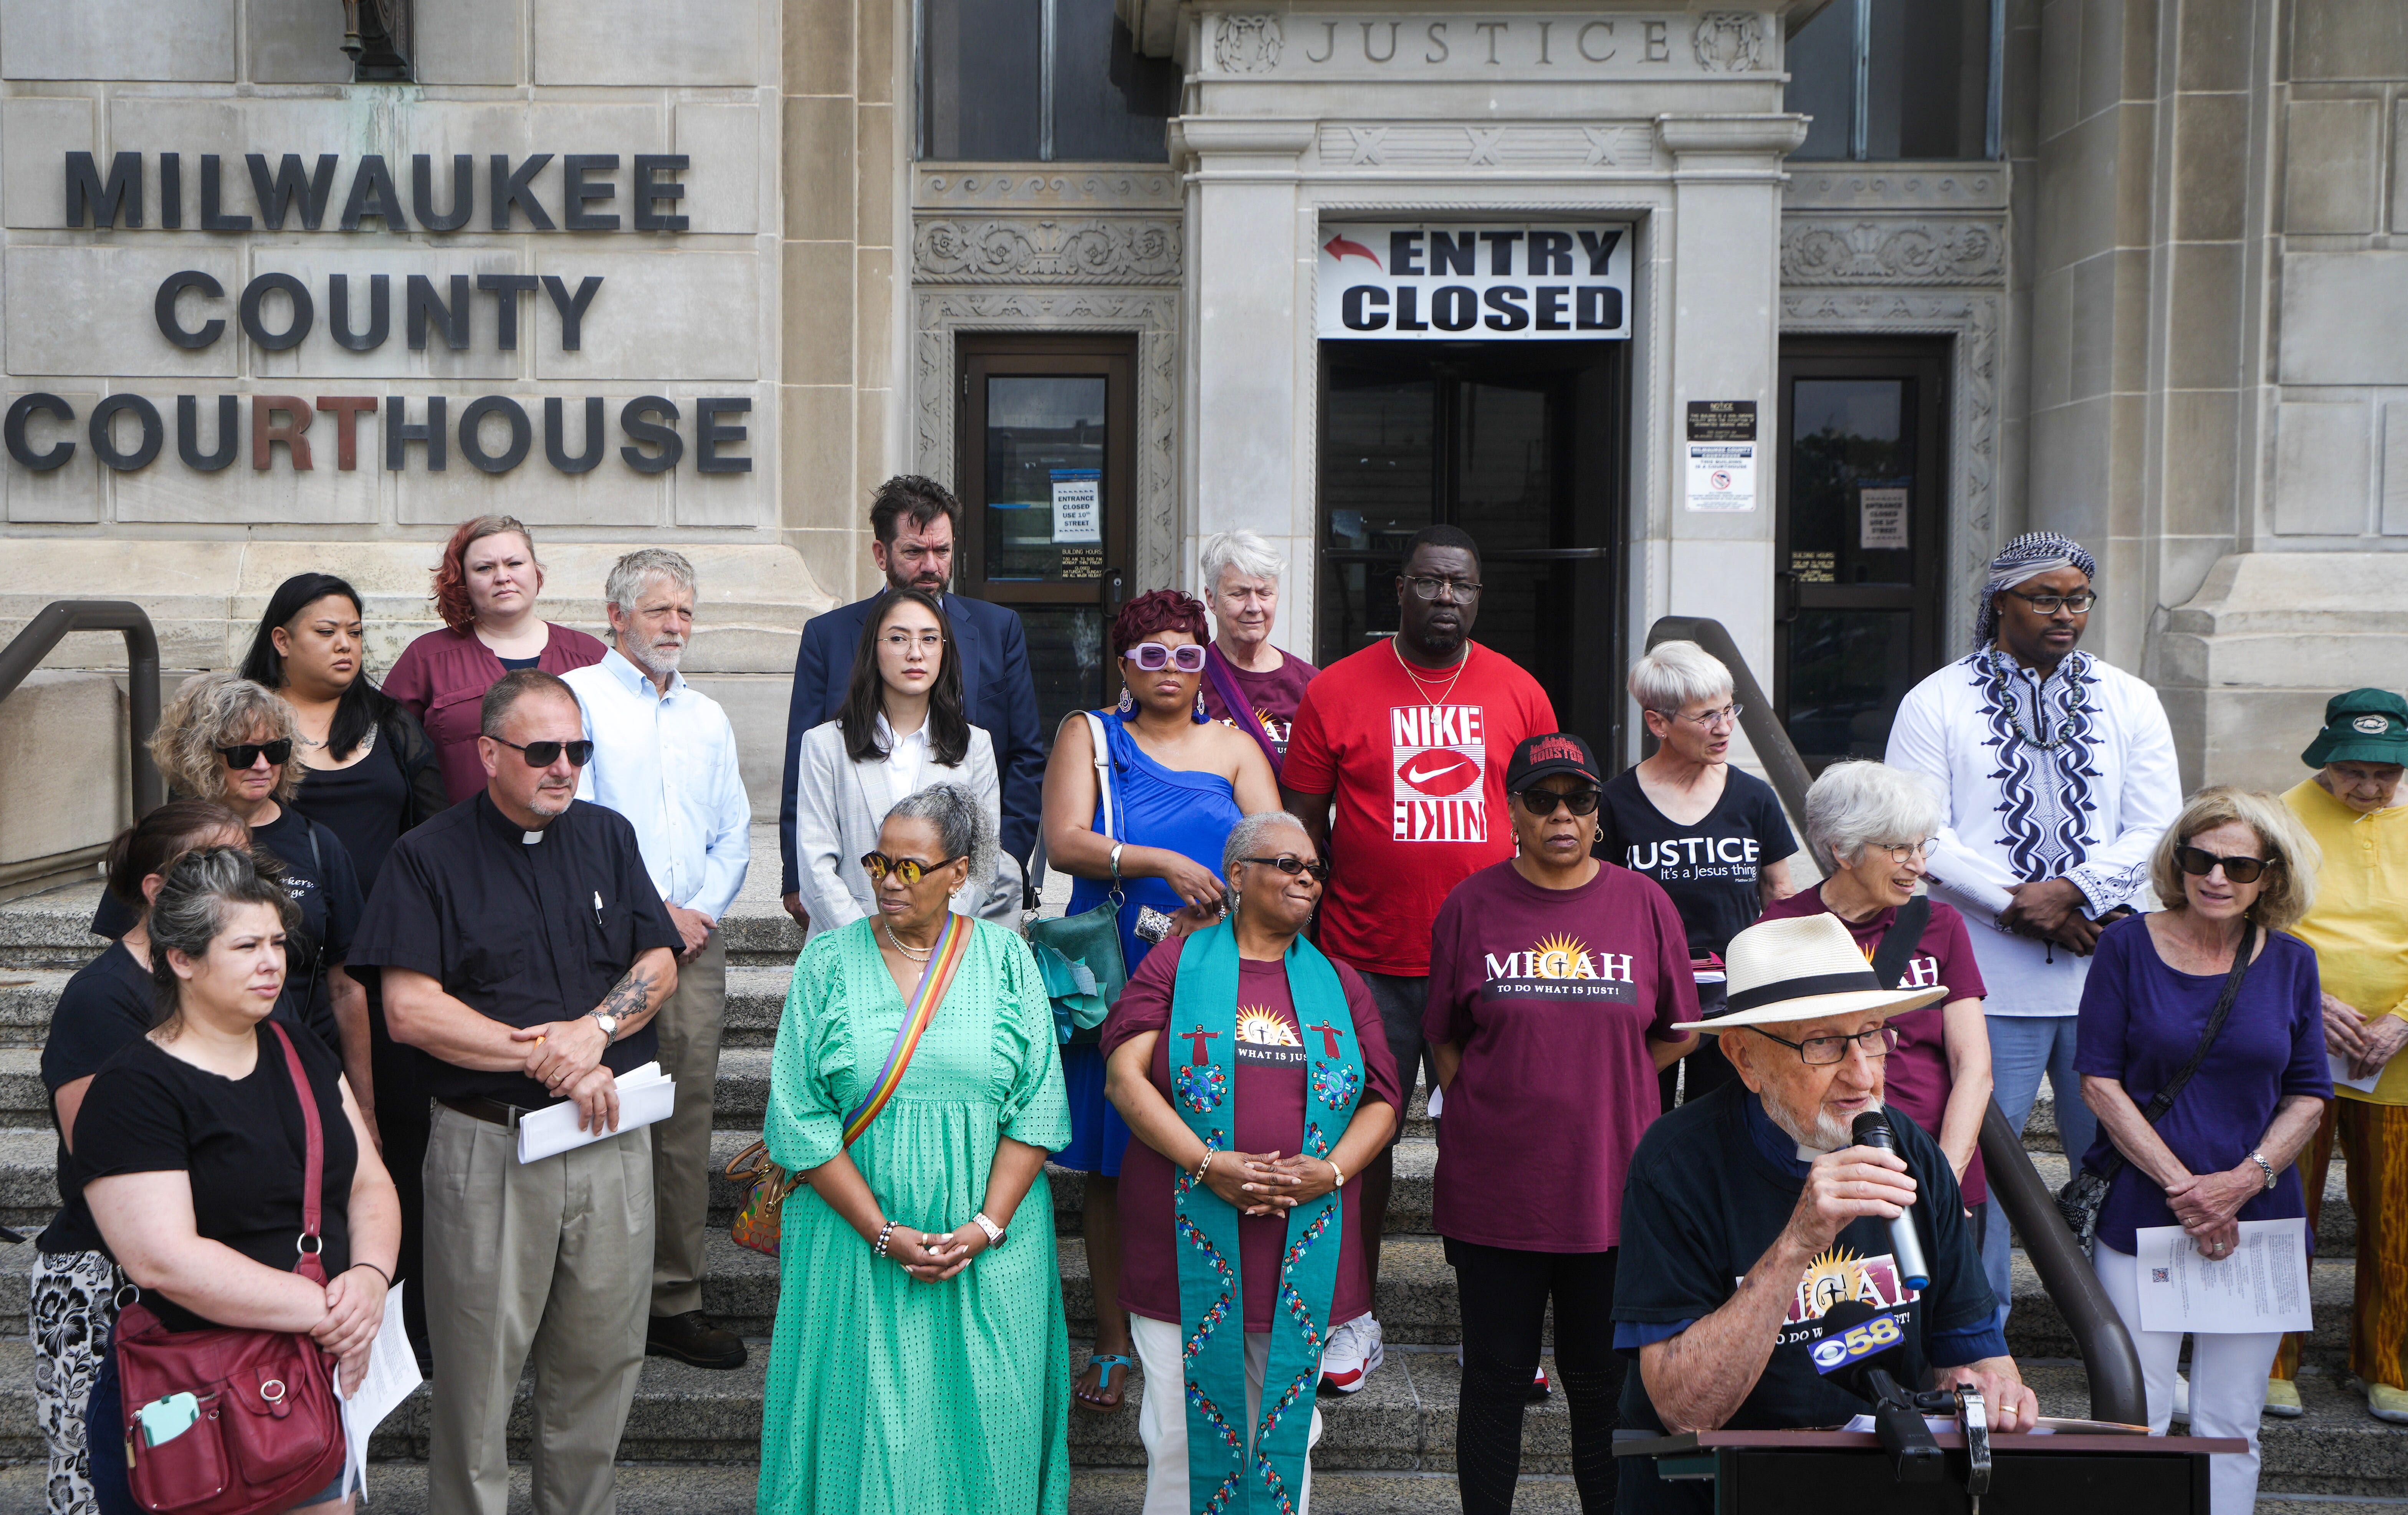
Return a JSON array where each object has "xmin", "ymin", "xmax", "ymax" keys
[{"xmin": 1075, "ymin": 1353, "xmax": 1134, "ymax": 1413}]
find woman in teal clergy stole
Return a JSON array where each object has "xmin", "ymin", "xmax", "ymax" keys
[
  {"xmin": 1103, "ymin": 812, "xmax": 1402, "ymax": 1515},
  {"xmin": 757, "ymin": 784, "xmax": 1073, "ymax": 1514}
]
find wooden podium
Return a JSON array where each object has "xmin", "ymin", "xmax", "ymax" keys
[{"xmin": 1614, "ymin": 1428, "xmax": 2247, "ymax": 1513}]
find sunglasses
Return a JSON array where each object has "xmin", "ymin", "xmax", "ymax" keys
[
  {"xmin": 1515, "ymin": 788, "xmax": 1601, "ymax": 817},
  {"xmin": 2175, "ymin": 844, "xmax": 2271, "ymax": 884},
  {"xmin": 1123, "ymin": 642, "xmax": 1207, "ymax": 673},
  {"xmin": 1240, "ymin": 854, "xmax": 1331, "ymax": 882},
  {"xmin": 490, "ymin": 737, "xmax": 594, "ymax": 767},
  {"xmin": 862, "ymin": 851, "xmax": 962, "ymax": 885},
  {"xmin": 217, "ymin": 739, "xmax": 294, "ymax": 768}
]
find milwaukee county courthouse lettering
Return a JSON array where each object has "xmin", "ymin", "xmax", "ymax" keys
[{"xmin": 2, "ymin": 0, "xmax": 2403, "ymax": 882}]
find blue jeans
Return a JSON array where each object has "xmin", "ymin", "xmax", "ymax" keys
[{"xmin": 1983, "ymin": 1013, "xmax": 2097, "ymax": 1331}]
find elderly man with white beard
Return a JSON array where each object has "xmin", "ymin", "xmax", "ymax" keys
[
  {"xmin": 564, "ymin": 549, "xmax": 754, "ymax": 1370},
  {"xmin": 1612, "ymin": 912, "xmax": 2038, "ymax": 1515}
]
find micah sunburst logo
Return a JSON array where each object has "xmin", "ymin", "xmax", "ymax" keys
[
  {"xmin": 1236, "ymin": 1008, "xmax": 1301, "ymax": 1045},
  {"xmin": 1482, "ymin": 934, "xmax": 1635, "ymax": 985}
]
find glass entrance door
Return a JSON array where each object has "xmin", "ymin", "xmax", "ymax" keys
[
  {"xmin": 1317, "ymin": 342, "xmax": 1624, "ymax": 749},
  {"xmin": 1774, "ymin": 339, "xmax": 1950, "ymax": 772},
  {"xmin": 957, "ymin": 335, "xmax": 1136, "ymax": 744}
]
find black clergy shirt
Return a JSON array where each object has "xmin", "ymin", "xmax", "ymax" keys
[{"xmin": 349, "ymin": 793, "xmax": 680, "ymax": 1108}]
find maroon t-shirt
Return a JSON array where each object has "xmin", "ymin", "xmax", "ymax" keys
[
  {"xmin": 384, "ymin": 623, "xmax": 607, "ymax": 803},
  {"xmin": 1758, "ymin": 887, "xmax": 1992, "ymax": 1203},
  {"xmin": 1101, "ymin": 934, "xmax": 1401, "ymax": 1330},
  {"xmin": 1199, "ymin": 647, "xmax": 1321, "ymax": 762},
  {"xmin": 1421, "ymin": 861, "xmax": 1698, "ymax": 1251}
]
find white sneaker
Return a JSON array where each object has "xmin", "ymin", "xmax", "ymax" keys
[
  {"xmin": 2171, "ymin": 1372, "xmax": 2190, "ymax": 1423},
  {"xmin": 1320, "ymin": 1314, "xmax": 1384, "ymax": 1394}
]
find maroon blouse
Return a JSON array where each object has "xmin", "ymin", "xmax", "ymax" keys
[{"xmin": 382, "ymin": 623, "xmax": 607, "ymax": 803}]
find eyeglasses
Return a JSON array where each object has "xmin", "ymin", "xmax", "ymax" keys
[
  {"xmin": 1403, "ymin": 574, "xmax": 1482, "ymax": 602},
  {"xmin": 862, "ymin": 851, "xmax": 963, "ymax": 885},
  {"xmin": 879, "ymin": 631, "xmax": 945, "ymax": 652},
  {"xmin": 1123, "ymin": 642, "xmax": 1207, "ymax": 673},
  {"xmin": 490, "ymin": 737, "xmax": 593, "ymax": 768},
  {"xmin": 1240, "ymin": 854, "xmax": 1331, "ymax": 882},
  {"xmin": 1868, "ymin": 840, "xmax": 1931, "ymax": 864},
  {"xmin": 1661, "ymin": 703, "xmax": 1742, "ymax": 730},
  {"xmin": 1750, "ymin": 1024, "xmax": 1900, "ymax": 1066},
  {"xmin": 217, "ymin": 739, "xmax": 294, "ymax": 768},
  {"xmin": 1514, "ymin": 788, "xmax": 1601, "ymax": 816},
  {"xmin": 2175, "ymin": 844, "xmax": 2271, "ymax": 884},
  {"xmin": 2002, "ymin": 589, "xmax": 2097, "ymax": 615}
]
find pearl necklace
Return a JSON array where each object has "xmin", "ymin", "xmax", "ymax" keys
[
  {"xmin": 1391, "ymin": 636, "xmax": 1470, "ymax": 707},
  {"xmin": 882, "ymin": 919, "xmax": 934, "ymax": 961}
]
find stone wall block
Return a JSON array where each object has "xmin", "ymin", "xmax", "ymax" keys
[
  {"xmin": 0, "ymin": 0, "xmax": 233, "ymax": 82},
  {"xmin": 529, "ymin": 250, "xmax": 763, "ymax": 382},
  {"xmin": 2034, "ymin": 107, "xmax": 2119, "ymax": 273},
  {"xmin": 782, "ymin": 96, "xmax": 856, "ymax": 243},
  {"xmin": 533, "ymin": 0, "xmax": 763, "ymax": 87},
  {"xmin": 414, "ymin": 0, "xmax": 528, "ymax": 84},
  {"xmin": 2029, "ymin": 392, "xmax": 2110, "ymax": 536},
  {"xmin": 248, "ymin": 0, "xmax": 352, "ymax": 83},
  {"xmin": 2171, "ymin": 92, "xmax": 2247, "ymax": 242},
  {"xmin": 669, "ymin": 381, "xmax": 776, "ymax": 527},
  {"xmin": 2163, "ymin": 389, "xmax": 2239, "ymax": 537},
  {"xmin": 2383, "ymin": 402, "xmax": 2408, "ymax": 535},
  {"xmin": 857, "ymin": 0, "xmax": 897, "ymax": 106},
  {"xmin": 2067, "ymin": 252, "xmax": 2116, "ymax": 400},
  {"xmin": 2282, "ymin": 98, "xmax": 2382, "ymax": 234},
  {"xmin": 111, "ymin": 97, "xmax": 362, "ymax": 169},
  {"xmin": 5, "ymin": 246, "xmax": 240, "ymax": 378},
  {"xmin": 781, "ymin": 240, "xmax": 855, "ymax": 387},
  {"xmin": 397, "ymin": 413, "xmax": 666, "ymax": 526},
  {"xmin": 2291, "ymin": 0, "xmax": 2408, "ymax": 82},
  {"xmin": 0, "ymin": 671, "xmax": 127, "ymax": 876},
  {"xmin": 854, "ymin": 245, "xmax": 895, "ymax": 393},
  {"xmin": 856, "ymin": 104, "xmax": 896, "ymax": 250},
  {"xmin": 2111, "ymin": 99, "xmax": 2157, "ymax": 252},
  {"xmin": 673, "ymin": 103, "xmax": 764, "ymax": 235},
  {"xmin": 2165, "ymin": 241, "xmax": 2241, "ymax": 390},
  {"xmin": 115, "ymin": 422, "xmax": 380, "ymax": 525},
  {"xmin": 2272, "ymin": 402, "xmax": 2371, "ymax": 536},
  {"xmin": 2, "ymin": 388, "xmax": 100, "ymax": 521},
  {"xmin": 2077, "ymin": 0, "xmax": 2125, "ymax": 124},
  {"xmin": 785, "ymin": 0, "xmax": 855, "ymax": 97},
  {"xmin": 248, "ymin": 246, "xmax": 528, "ymax": 382},
  {"xmin": 2277, "ymin": 253, "xmax": 2408, "ymax": 384},
  {"xmin": 2029, "ymin": 262, "xmax": 2074, "ymax": 412},
  {"xmin": 2176, "ymin": 0, "xmax": 2251, "ymax": 93},
  {"xmin": 2, "ymin": 97, "xmax": 98, "ymax": 230},
  {"xmin": 2037, "ymin": 0, "xmax": 2082, "ymax": 145},
  {"xmin": 2396, "ymin": 102, "xmax": 2408, "ymax": 234}
]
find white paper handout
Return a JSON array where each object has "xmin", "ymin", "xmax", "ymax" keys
[
  {"xmin": 2133, "ymin": 1217, "xmax": 2312, "ymax": 1335},
  {"xmin": 2330, "ymin": 1053, "xmax": 2383, "ymax": 1096},
  {"xmin": 339, "ymin": 1282, "xmax": 423, "ymax": 1501},
  {"xmin": 516, "ymin": 1062, "xmax": 675, "ymax": 1163}
]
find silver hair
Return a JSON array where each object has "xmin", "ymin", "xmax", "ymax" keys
[
  {"xmin": 1803, "ymin": 760, "xmax": 1945, "ymax": 872},
  {"xmin": 1198, "ymin": 530, "xmax": 1288, "ymax": 598},
  {"xmin": 1627, "ymin": 640, "xmax": 1734, "ymax": 715},
  {"xmin": 144, "ymin": 844, "xmax": 298, "ymax": 1027},
  {"xmin": 885, "ymin": 782, "xmax": 996, "ymax": 899},
  {"xmin": 1222, "ymin": 810, "xmax": 1311, "ymax": 877},
  {"xmin": 151, "ymin": 672, "xmax": 303, "ymax": 805},
  {"xmin": 605, "ymin": 548, "xmax": 697, "ymax": 618}
]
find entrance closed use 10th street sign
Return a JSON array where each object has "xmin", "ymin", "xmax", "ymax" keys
[{"xmin": 1316, "ymin": 223, "xmax": 1632, "ymax": 340}]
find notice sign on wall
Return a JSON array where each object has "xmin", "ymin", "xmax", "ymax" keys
[
  {"xmin": 1316, "ymin": 223, "xmax": 1633, "ymax": 340},
  {"xmin": 1859, "ymin": 486, "xmax": 1909, "ymax": 549},
  {"xmin": 1050, "ymin": 468, "xmax": 1101, "ymax": 544},
  {"xmin": 1684, "ymin": 401, "xmax": 1756, "ymax": 511}
]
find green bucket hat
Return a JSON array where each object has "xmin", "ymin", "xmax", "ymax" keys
[{"xmin": 2301, "ymin": 688, "xmax": 2408, "ymax": 768}]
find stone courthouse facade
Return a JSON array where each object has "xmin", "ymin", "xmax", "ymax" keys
[{"xmin": 3, "ymin": 0, "xmax": 2405, "ymax": 881}]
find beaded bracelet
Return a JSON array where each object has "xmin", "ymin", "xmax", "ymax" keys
[{"xmin": 873, "ymin": 1219, "xmax": 898, "ymax": 1258}]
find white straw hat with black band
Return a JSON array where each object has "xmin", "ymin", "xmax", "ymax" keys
[{"xmin": 1675, "ymin": 913, "xmax": 1947, "ymax": 1033}]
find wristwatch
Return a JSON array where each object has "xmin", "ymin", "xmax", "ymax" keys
[
  {"xmin": 2249, "ymin": 1150, "xmax": 2277, "ymax": 1191},
  {"xmin": 590, "ymin": 1009, "xmax": 620, "ymax": 1044},
  {"xmin": 972, "ymin": 1212, "xmax": 1008, "ymax": 1249}
]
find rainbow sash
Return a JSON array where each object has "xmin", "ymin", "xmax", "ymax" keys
[{"xmin": 841, "ymin": 912, "xmax": 971, "ymax": 1148}]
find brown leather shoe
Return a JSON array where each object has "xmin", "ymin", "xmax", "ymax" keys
[{"xmin": 646, "ymin": 1310, "xmax": 748, "ymax": 1370}]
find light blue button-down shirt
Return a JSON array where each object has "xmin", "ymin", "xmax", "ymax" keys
[{"xmin": 565, "ymin": 648, "xmax": 751, "ymax": 921}]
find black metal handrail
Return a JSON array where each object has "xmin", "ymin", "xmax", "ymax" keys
[
  {"xmin": 1641, "ymin": 613, "xmax": 2147, "ymax": 1426},
  {"xmin": 0, "ymin": 601, "xmax": 163, "ymax": 818}
]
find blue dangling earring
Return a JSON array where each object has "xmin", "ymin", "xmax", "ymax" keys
[
  {"xmin": 1115, "ymin": 686, "xmax": 1136, "ymax": 716},
  {"xmin": 1192, "ymin": 690, "xmax": 1211, "ymax": 724}
]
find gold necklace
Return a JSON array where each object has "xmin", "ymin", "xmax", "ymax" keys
[
  {"xmin": 1392, "ymin": 635, "xmax": 1469, "ymax": 706},
  {"xmin": 882, "ymin": 919, "xmax": 934, "ymax": 961}
]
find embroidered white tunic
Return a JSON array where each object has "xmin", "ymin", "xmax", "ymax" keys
[{"xmin": 1884, "ymin": 649, "xmax": 2183, "ymax": 1018}]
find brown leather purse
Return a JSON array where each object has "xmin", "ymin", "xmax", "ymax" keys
[{"xmin": 110, "ymin": 1022, "xmax": 349, "ymax": 1515}]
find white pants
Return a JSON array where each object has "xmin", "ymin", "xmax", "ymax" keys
[
  {"xmin": 1130, "ymin": 1313, "xmax": 1324, "ymax": 1515},
  {"xmin": 2094, "ymin": 1242, "xmax": 2281, "ymax": 1515}
]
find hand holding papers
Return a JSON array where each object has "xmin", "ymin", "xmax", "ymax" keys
[
  {"xmin": 2133, "ymin": 1217, "xmax": 2312, "ymax": 1334},
  {"xmin": 338, "ymin": 1283, "xmax": 423, "ymax": 1501},
  {"xmin": 517, "ymin": 1061, "xmax": 675, "ymax": 1163},
  {"xmin": 2330, "ymin": 1052, "xmax": 2383, "ymax": 1096}
]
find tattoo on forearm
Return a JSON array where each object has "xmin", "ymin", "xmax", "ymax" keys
[{"xmin": 602, "ymin": 967, "xmax": 653, "ymax": 1021}]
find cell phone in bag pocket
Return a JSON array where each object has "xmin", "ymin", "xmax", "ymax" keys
[{"xmin": 137, "ymin": 1391, "xmax": 201, "ymax": 1448}]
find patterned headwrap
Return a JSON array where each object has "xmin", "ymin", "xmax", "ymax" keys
[{"xmin": 1972, "ymin": 531, "xmax": 2097, "ymax": 649}]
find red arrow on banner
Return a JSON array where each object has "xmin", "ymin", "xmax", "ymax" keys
[{"xmin": 1323, "ymin": 233, "xmax": 1381, "ymax": 268}]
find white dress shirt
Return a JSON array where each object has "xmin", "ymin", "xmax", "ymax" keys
[
  {"xmin": 1885, "ymin": 648, "xmax": 2183, "ymax": 1018},
  {"xmin": 880, "ymin": 713, "xmax": 931, "ymax": 801},
  {"xmin": 565, "ymin": 649, "xmax": 752, "ymax": 921}
]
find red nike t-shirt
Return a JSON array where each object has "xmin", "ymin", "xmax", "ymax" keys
[{"xmin": 1282, "ymin": 640, "xmax": 1558, "ymax": 977}]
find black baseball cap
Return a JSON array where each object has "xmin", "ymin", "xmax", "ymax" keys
[{"xmin": 1506, "ymin": 732, "xmax": 1601, "ymax": 791}]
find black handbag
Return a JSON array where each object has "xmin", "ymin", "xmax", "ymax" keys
[{"xmin": 2054, "ymin": 919, "xmax": 2256, "ymax": 1258}]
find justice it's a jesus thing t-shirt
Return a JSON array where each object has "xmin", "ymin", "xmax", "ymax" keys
[{"xmin": 1282, "ymin": 640, "xmax": 1557, "ymax": 977}]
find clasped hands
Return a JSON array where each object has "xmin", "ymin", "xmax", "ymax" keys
[
  {"xmin": 509, "ymin": 1014, "xmax": 621, "ymax": 1133},
  {"xmin": 313, "ymin": 1263, "xmax": 389, "ymax": 1394},
  {"xmin": 1198, "ymin": 1149, "xmax": 1341, "ymax": 1216},
  {"xmin": 2164, "ymin": 1166, "xmax": 2257, "ymax": 1259},
  {"xmin": 2324, "ymin": 992, "xmax": 2408, "ymax": 1082},
  {"xmin": 887, "ymin": 1223, "xmax": 995, "ymax": 1282},
  {"xmin": 1998, "ymin": 877, "xmax": 2107, "ymax": 955}
]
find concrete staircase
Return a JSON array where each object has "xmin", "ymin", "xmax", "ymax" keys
[{"xmin": 2, "ymin": 834, "xmax": 2402, "ymax": 1513}]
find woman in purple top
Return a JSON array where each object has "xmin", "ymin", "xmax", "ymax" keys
[
  {"xmin": 1423, "ymin": 734, "xmax": 1698, "ymax": 1515},
  {"xmin": 383, "ymin": 515, "xmax": 605, "ymax": 804},
  {"xmin": 2076, "ymin": 787, "xmax": 2331, "ymax": 1515}
]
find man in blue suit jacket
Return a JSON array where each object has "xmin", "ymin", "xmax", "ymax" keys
[{"xmin": 778, "ymin": 474, "xmax": 1046, "ymax": 925}]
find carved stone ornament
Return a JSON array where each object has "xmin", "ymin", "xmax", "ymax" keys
[
  {"xmin": 1780, "ymin": 219, "xmax": 2004, "ymax": 284},
  {"xmin": 1691, "ymin": 11, "xmax": 1769, "ymax": 72},
  {"xmin": 1214, "ymin": 14, "xmax": 1284, "ymax": 74},
  {"xmin": 913, "ymin": 218, "xmax": 1181, "ymax": 285}
]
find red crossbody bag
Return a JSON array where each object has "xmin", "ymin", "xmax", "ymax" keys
[{"xmin": 111, "ymin": 1021, "xmax": 348, "ymax": 1514}]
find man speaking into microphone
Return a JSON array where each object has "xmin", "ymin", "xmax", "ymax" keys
[{"xmin": 1611, "ymin": 913, "xmax": 2038, "ymax": 1514}]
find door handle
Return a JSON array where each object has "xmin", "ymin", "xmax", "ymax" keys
[
  {"xmin": 1106, "ymin": 568, "xmax": 1126, "ymax": 611},
  {"xmin": 1775, "ymin": 570, "xmax": 1800, "ymax": 625}
]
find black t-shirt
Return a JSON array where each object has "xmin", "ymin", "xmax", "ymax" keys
[
  {"xmin": 38, "ymin": 942, "xmax": 154, "ymax": 1256},
  {"xmin": 296, "ymin": 736, "xmax": 412, "ymax": 893},
  {"xmin": 1598, "ymin": 768, "xmax": 1797, "ymax": 958},
  {"xmin": 1612, "ymin": 1082, "xmax": 1992, "ymax": 1439},
  {"xmin": 73, "ymin": 1027, "xmax": 357, "ymax": 1334},
  {"xmin": 347, "ymin": 795, "xmax": 680, "ymax": 1107}
]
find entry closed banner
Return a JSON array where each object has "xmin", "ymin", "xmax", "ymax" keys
[{"xmin": 1316, "ymin": 223, "xmax": 1633, "ymax": 341}]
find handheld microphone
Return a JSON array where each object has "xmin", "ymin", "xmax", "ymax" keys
[
  {"xmin": 1809, "ymin": 1299, "xmax": 1944, "ymax": 1484},
  {"xmin": 1849, "ymin": 1110, "xmax": 1932, "ymax": 1291}
]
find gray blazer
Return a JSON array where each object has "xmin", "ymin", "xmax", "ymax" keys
[{"xmin": 790, "ymin": 717, "xmax": 1021, "ymax": 944}]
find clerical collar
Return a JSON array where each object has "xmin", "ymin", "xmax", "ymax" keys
[{"xmin": 1743, "ymin": 1092, "xmax": 1825, "ymax": 1178}]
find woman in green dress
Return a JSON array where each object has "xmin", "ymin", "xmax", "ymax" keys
[{"xmin": 759, "ymin": 783, "xmax": 1073, "ymax": 1514}]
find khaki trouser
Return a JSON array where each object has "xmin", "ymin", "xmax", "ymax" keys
[
  {"xmin": 650, "ymin": 929, "xmax": 727, "ymax": 1317},
  {"xmin": 424, "ymin": 1103, "xmax": 654, "ymax": 1515}
]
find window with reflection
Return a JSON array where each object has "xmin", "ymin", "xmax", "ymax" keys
[
  {"xmin": 920, "ymin": 0, "xmax": 1181, "ymax": 161},
  {"xmin": 1786, "ymin": 0, "xmax": 1998, "ymax": 161}
]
